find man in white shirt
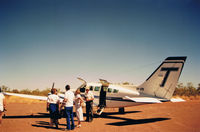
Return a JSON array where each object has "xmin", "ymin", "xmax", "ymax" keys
[
  {"xmin": 61, "ymin": 85, "xmax": 75, "ymax": 130},
  {"xmin": 85, "ymin": 87, "xmax": 94, "ymax": 122},
  {"xmin": 0, "ymin": 87, "xmax": 6, "ymax": 125}
]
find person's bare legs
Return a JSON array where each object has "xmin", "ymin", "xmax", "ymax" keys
[{"xmin": 77, "ymin": 120, "xmax": 81, "ymax": 127}]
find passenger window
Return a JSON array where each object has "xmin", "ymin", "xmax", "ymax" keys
[
  {"xmin": 107, "ymin": 88, "xmax": 112, "ymax": 93},
  {"xmin": 94, "ymin": 86, "xmax": 100, "ymax": 91},
  {"xmin": 113, "ymin": 89, "xmax": 119, "ymax": 93},
  {"xmin": 103, "ymin": 87, "xmax": 108, "ymax": 92},
  {"xmin": 140, "ymin": 88, "xmax": 144, "ymax": 91},
  {"xmin": 80, "ymin": 88, "xmax": 85, "ymax": 93},
  {"xmin": 90, "ymin": 86, "xmax": 93, "ymax": 91}
]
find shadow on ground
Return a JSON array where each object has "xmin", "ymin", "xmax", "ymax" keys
[
  {"xmin": 99, "ymin": 112, "xmax": 170, "ymax": 126},
  {"xmin": 94, "ymin": 111, "xmax": 170, "ymax": 126},
  {"xmin": 4, "ymin": 110, "xmax": 170, "ymax": 127},
  {"xmin": 3, "ymin": 113, "xmax": 50, "ymax": 119},
  {"xmin": 32, "ymin": 121, "xmax": 65, "ymax": 130}
]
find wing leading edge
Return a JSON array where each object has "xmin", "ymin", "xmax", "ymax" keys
[{"xmin": 4, "ymin": 92, "xmax": 47, "ymax": 100}]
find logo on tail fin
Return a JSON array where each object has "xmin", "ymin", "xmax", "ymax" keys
[{"xmin": 160, "ymin": 67, "xmax": 179, "ymax": 87}]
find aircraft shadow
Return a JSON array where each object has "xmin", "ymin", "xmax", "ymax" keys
[
  {"xmin": 102, "ymin": 114, "xmax": 170, "ymax": 126},
  {"xmin": 106, "ymin": 117, "xmax": 170, "ymax": 126},
  {"xmin": 92, "ymin": 110, "xmax": 170, "ymax": 126},
  {"xmin": 100, "ymin": 111, "xmax": 141, "ymax": 116}
]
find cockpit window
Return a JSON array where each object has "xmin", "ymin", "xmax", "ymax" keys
[
  {"xmin": 113, "ymin": 89, "xmax": 119, "ymax": 93},
  {"xmin": 94, "ymin": 86, "xmax": 100, "ymax": 91},
  {"xmin": 107, "ymin": 88, "xmax": 112, "ymax": 93}
]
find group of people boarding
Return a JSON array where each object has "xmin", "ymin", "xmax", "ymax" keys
[{"xmin": 47, "ymin": 85, "xmax": 94, "ymax": 131}]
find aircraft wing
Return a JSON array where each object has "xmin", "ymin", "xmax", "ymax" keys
[
  {"xmin": 4, "ymin": 92, "xmax": 65, "ymax": 102},
  {"xmin": 4, "ymin": 92, "xmax": 47, "ymax": 100},
  {"xmin": 124, "ymin": 96, "xmax": 162, "ymax": 103}
]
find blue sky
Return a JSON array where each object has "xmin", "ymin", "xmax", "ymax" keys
[{"xmin": 0, "ymin": 0, "xmax": 200, "ymax": 90}]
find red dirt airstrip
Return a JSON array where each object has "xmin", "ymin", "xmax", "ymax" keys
[{"xmin": 0, "ymin": 96, "xmax": 200, "ymax": 132}]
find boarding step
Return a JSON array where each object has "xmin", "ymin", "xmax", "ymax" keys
[{"xmin": 96, "ymin": 107, "xmax": 104, "ymax": 115}]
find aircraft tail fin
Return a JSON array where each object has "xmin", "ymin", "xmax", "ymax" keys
[{"xmin": 138, "ymin": 56, "xmax": 187, "ymax": 100}]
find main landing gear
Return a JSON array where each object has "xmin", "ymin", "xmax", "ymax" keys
[{"xmin": 118, "ymin": 107, "xmax": 125, "ymax": 114}]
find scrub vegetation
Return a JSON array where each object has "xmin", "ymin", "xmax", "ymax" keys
[
  {"xmin": 173, "ymin": 83, "xmax": 200, "ymax": 100},
  {"xmin": 1, "ymin": 86, "xmax": 51, "ymax": 96},
  {"xmin": 174, "ymin": 82, "xmax": 200, "ymax": 96}
]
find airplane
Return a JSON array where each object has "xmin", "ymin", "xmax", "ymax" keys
[{"xmin": 4, "ymin": 56, "xmax": 187, "ymax": 115}]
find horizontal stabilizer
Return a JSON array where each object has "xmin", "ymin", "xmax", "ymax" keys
[
  {"xmin": 170, "ymin": 97, "xmax": 185, "ymax": 102},
  {"xmin": 159, "ymin": 97, "xmax": 185, "ymax": 102},
  {"xmin": 124, "ymin": 96, "xmax": 161, "ymax": 103},
  {"xmin": 4, "ymin": 92, "xmax": 47, "ymax": 100}
]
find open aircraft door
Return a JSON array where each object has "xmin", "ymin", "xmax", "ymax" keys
[{"xmin": 96, "ymin": 79, "xmax": 109, "ymax": 115}]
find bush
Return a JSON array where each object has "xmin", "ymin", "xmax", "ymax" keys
[{"xmin": 174, "ymin": 82, "xmax": 200, "ymax": 96}]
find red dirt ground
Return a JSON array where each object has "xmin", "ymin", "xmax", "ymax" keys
[{"xmin": 0, "ymin": 98, "xmax": 200, "ymax": 132}]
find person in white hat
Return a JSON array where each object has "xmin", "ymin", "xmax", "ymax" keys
[{"xmin": 84, "ymin": 87, "xmax": 94, "ymax": 122}]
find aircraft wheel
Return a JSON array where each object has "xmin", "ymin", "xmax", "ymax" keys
[{"xmin": 119, "ymin": 107, "xmax": 125, "ymax": 114}]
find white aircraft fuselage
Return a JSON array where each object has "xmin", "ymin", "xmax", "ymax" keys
[{"xmin": 83, "ymin": 83, "xmax": 141, "ymax": 108}]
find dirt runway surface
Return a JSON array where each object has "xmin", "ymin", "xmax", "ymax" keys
[{"xmin": 1, "ymin": 100, "xmax": 200, "ymax": 132}]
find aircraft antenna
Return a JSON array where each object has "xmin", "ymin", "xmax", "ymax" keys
[{"xmin": 52, "ymin": 82, "xmax": 55, "ymax": 89}]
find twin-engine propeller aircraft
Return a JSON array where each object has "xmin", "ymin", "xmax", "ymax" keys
[{"xmin": 4, "ymin": 56, "xmax": 187, "ymax": 115}]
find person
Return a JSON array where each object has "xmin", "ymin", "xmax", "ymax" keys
[
  {"xmin": 0, "ymin": 87, "xmax": 6, "ymax": 125},
  {"xmin": 61, "ymin": 85, "xmax": 75, "ymax": 130},
  {"xmin": 85, "ymin": 87, "xmax": 94, "ymax": 122},
  {"xmin": 74, "ymin": 89, "xmax": 84, "ymax": 128},
  {"xmin": 47, "ymin": 88, "xmax": 60, "ymax": 128}
]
